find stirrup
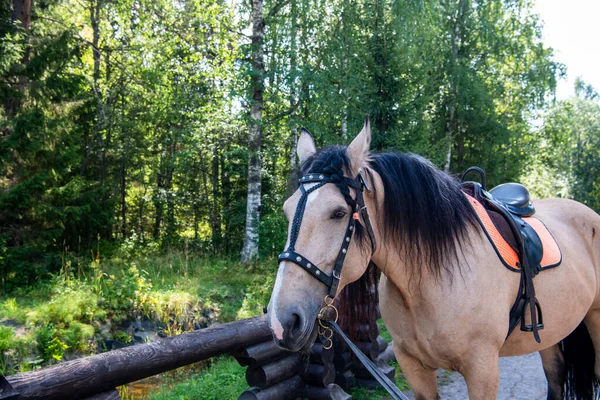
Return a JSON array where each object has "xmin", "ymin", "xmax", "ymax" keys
[{"xmin": 520, "ymin": 298, "xmax": 544, "ymax": 332}]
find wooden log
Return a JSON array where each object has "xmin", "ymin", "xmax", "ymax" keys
[
  {"xmin": 245, "ymin": 354, "xmax": 303, "ymax": 389},
  {"xmin": 354, "ymin": 323, "xmax": 379, "ymax": 342},
  {"xmin": 376, "ymin": 344, "xmax": 396, "ymax": 365},
  {"xmin": 377, "ymin": 336, "xmax": 388, "ymax": 352},
  {"xmin": 7, "ymin": 315, "xmax": 271, "ymax": 400},
  {"xmin": 309, "ymin": 342, "xmax": 334, "ymax": 364},
  {"xmin": 356, "ymin": 340, "xmax": 380, "ymax": 360},
  {"xmin": 232, "ymin": 340, "xmax": 290, "ymax": 367},
  {"xmin": 301, "ymin": 362, "xmax": 336, "ymax": 387},
  {"xmin": 333, "ymin": 337, "xmax": 349, "ymax": 354},
  {"xmin": 82, "ymin": 389, "xmax": 121, "ymax": 400},
  {"xmin": 302, "ymin": 383, "xmax": 352, "ymax": 400},
  {"xmin": 333, "ymin": 351, "xmax": 352, "ymax": 372},
  {"xmin": 0, "ymin": 375, "xmax": 18, "ymax": 400},
  {"xmin": 334, "ymin": 369, "xmax": 355, "ymax": 390},
  {"xmin": 238, "ymin": 376, "xmax": 304, "ymax": 400}
]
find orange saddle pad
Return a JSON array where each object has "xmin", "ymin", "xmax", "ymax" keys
[{"xmin": 464, "ymin": 193, "xmax": 562, "ymax": 272}]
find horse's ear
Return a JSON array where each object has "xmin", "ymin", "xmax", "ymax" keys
[
  {"xmin": 347, "ymin": 116, "xmax": 371, "ymax": 172},
  {"xmin": 297, "ymin": 128, "xmax": 317, "ymax": 166}
]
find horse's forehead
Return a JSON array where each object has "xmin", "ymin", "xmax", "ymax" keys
[{"xmin": 284, "ymin": 184, "xmax": 345, "ymax": 214}]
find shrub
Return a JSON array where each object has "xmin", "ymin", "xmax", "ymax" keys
[{"xmin": 236, "ymin": 275, "xmax": 274, "ymax": 319}]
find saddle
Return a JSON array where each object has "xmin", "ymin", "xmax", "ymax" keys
[{"xmin": 460, "ymin": 167, "xmax": 562, "ymax": 343}]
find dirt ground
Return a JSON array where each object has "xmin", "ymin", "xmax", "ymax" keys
[{"xmin": 403, "ymin": 352, "xmax": 547, "ymax": 399}]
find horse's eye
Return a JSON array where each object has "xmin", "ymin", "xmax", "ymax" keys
[{"xmin": 331, "ymin": 210, "xmax": 347, "ymax": 219}]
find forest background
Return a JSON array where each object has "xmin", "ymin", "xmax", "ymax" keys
[
  {"xmin": 0, "ymin": 0, "xmax": 600, "ymax": 391},
  {"xmin": 2, "ymin": 0, "xmax": 600, "ymax": 282}
]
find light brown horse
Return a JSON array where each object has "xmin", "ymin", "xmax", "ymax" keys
[{"xmin": 267, "ymin": 120, "xmax": 600, "ymax": 399}]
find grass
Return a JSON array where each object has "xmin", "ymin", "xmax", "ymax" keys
[
  {"xmin": 0, "ymin": 251, "xmax": 278, "ymax": 375},
  {"xmin": 146, "ymin": 356, "xmax": 247, "ymax": 400},
  {"xmin": 0, "ymin": 248, "xmax": 413, "ymax": 398}
]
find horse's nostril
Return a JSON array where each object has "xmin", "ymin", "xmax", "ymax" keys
[{"xmin": 291, "ymin": 313, "xmax": 302, "ymax": 335}]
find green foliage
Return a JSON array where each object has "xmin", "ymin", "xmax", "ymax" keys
[
  {"xmin": 0, "ymin": 325, "xmax": 16, "ymax": 353},
  {"xmin": 523, "ymin": 80, "xmax": 600, "ymax": 211},
  {"xmin": 0, "ymin": 0, "xmax": 576, "ymax": 280},
  {"xmin": 148, "ymin": 357, "xmax": 247, "ymax": 400},
  {"xmin": 97, "ymin": 266, "xmax": 152, "ymax": 322},
  {"xmin": 35, "ymin": 325, "xmax": 69, "ymax": 362},
  {"xmin": 236, "ymin": 274, "xmax": 274, "ymax": 319}
]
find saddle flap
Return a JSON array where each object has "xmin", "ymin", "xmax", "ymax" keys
[{"xmin": 462, "ymin": 190, "xmax": 561, "ymax": 272}]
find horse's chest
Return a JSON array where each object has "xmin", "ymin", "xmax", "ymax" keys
[{"xmin": 378, "ymin": 276, "xmax": 471, "ymax": 369}]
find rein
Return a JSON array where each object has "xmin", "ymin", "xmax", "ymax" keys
[{"xmin": 277, "ymin": 169, "xmax": 410, "ymax": 400}]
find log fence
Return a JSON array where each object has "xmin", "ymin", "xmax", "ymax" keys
[{"xmin": 2, "ymin": 298, "xmax": 398, "ymax": 399}]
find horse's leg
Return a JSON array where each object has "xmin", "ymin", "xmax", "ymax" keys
[
  {"xmin": 539, "ymin": 344, "xmax": 565, "ymax": 400},
  {"xmin": 394, "ymin": 346, "xmax": 439, "ymax": 400},
  {"xmin": 584, "ymin": 308, "xmax": 600, "ymax": 376},
  {"xmin": 460, "ymin": 350, "xmax": 500, "ymax": 400}
]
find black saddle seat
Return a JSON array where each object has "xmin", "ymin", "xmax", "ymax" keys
[{"xmin": 489, "ymin": 183, "xmax": 535, "ymax": 217}]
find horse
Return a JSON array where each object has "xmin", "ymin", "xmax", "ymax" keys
[{"xmin": 266, "ymin": 119, "xmax": 600, "ymax": 399}]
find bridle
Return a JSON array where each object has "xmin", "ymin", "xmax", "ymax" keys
[
  {"xmin": 276, "ymin": 167, "xmax": 409, "ymax": 400},
  {"xmin": 277, "ymin": 168, "xmax": 377, "ymax": 299}
]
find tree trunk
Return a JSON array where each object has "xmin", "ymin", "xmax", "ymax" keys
[
  {"xmin": 220, "ymin": 146, "xmax": 231, "ymax": 253},
  {"xmin": 89, "ymin": 0, "xmax": 106, "ymax": 184},
  {"xmin": 138, "ymin": 176, "xmax": 147, "ymax": 239},
  {"xmin": 211, "ymin": 144, "xmax": 221, "ymax": 252},
  {"xmin": 3, "ymin": 0, "xmax": 32, "ymax": 116},
  {"xmin": 241, "ymin": 0, "xmax": 265, "ymax": 263},
  {"xmin": 153, "ymin": 171, "xmax": 164, "ymax": 239},
  {"xmin": 11, "ymin": 0, "xmax": 32, "ymax": 29},
  {"xmin": 288, "ymin": 0, "xmax": 299, "ymax": 185},
  {"xmin": 444, "ymin": 0, "xmax": 467, "ymax": 173},
  {"xmin": 120, "ymin": 158, "xmax": 126, "ymax": 238},
  {"xmin": 164, "ymin": 139, "xmax": 176, "ymax": 242}
]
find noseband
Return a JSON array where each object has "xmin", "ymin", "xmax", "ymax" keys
[{"xmin": 278, "ymin": 169, "xmax": 377, "ymax": 298}]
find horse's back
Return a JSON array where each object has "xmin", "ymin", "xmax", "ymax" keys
[{"xmin": 534, "ymin": 197, "xmax": 600, "ymax": 274}]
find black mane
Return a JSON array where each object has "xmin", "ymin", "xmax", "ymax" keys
[
  {"xmin": 369, "ymin": 152, "xmax": 478, "ymax": 280},
  {"xmin": 300, "ymin": 146, "xmax": 478, "ymax": 280},
  {"xmin": 296, "ymin": 146, "xmax": 477, "ymax": 340}
]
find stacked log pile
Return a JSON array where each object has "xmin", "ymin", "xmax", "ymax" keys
[
  {"xmin": 333, "ymin": 280, "xmax": 398, "ymax": 392},
  {"xmin": 233, "ymin": 339, "xmax": 351, "ymax": 400},
  {"xmin": 233, "ymin": 266, "xmax": 396, "ymax": 399},
  {"xmin": 233, "ymin": 340, "xmax": 302, "ymax": 399},
  {"xmin": 301, "ymin": 342, "xmax": 350, "ymax": 400}
]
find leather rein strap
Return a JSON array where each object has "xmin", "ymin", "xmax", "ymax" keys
[{"xmin": 278, "ymin": 170, "xmax": 376, "ymax": 298}]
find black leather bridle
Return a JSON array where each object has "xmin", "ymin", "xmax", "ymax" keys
[
  {"xmin": 278, "ymin": 169, "xmax": 377, "ymax": 298},
  {"xmin": 276, "ymin": 167, "xmax": 409, "ymax": 400}
]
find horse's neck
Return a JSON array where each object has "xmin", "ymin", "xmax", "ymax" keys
[
  {"xmin": 372, "ymin": 244, "xmax": 435, "ymax": 309},
  {"xmin": 366, "ymin": 166, "xmax": 478, "ymax": 308}
]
